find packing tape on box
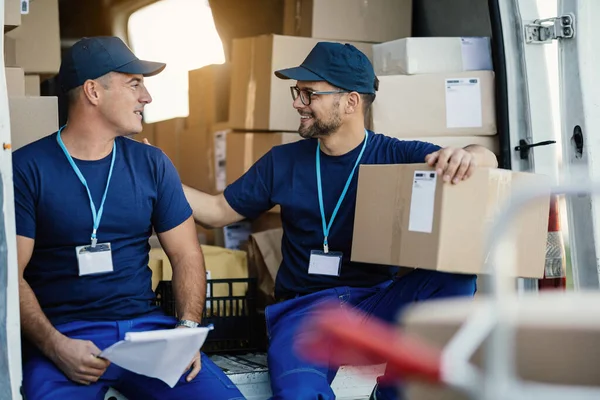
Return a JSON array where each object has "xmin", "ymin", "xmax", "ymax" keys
[
  {"xmin": 482, "ymin": 173, "xmax": 513, "ymax": 265},
  {"xmin": 243, "ymin": 133, "xmax": 255, "ymax": 172},
  {"xmin": 245, "ymin": 40, "xmax": 257, "ymax": 129},
  {"xmin": 293, "ymin": 0, "xmax": 302, "ymax": 35}
]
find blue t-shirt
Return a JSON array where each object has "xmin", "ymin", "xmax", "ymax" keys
[
  {"xmin": 224, "ymin": 131, "xmax": 440, "ymax": 297},
  {"xmin": 13, "ymin": 133, "xmax": 192, "ymax": 326}
]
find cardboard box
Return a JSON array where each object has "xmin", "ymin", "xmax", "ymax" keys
[
  {"xmin": 412, "ymin": 135, "xmax": 499, "ymax": 155},
  {"xmin": 4, "ymin": 0, "xmax": 21, "ymax": 32},
  {"xmin": 5, "ymin": 67, "xmax": 25, "ymax": 96},
  {"xmin": 373, "ymin": 71, "xmax": 496, "ymax": 138},
  {"xmin": 351, "ymin": 164, "xmax": 551, "ymax": 278},
  {"xmin": 247, "ymin": 228, "xmax": 283, "ymax": 306},
  {"xmin": 153, "ymin": 118, "xmax": 187, "ymax": 170},
  {"xmin": 9, "ymin": 96, "xmax": 58, "ymax": 151},
  {"xmin": 401, "ymin": 293, "xmax": 600, "ymax": 399},
  {"xmin": 24, "ymin": 75, "xmax": 40, "ymax": 96},
  {"xmin": 225, "ymin": 131, "xmax": 301, "ymax": 186},
  {"xmin": 229, "ymin": 34, "xmax": 373, "ymax": 131},
  {"xmin": 5, "ymin": 0, "xmax": 61, "ymax": 74},
  {"xmin": 283, "ymin": 0, "xmax": 411, "ymax": 43},
  {"xmin": 373, "ymin": 37, "xmax": 493, "ymax": 76},
  {"xmin": 188, "ymin": 63, "xmax": 231, "ymax": 128},
  {"xmin": 4, "ymin": 36, "xmax": 17, "ymax": 67},
  {"xmin": 179, "ymin": 124, "xmax": 216, "ymax": 194}
]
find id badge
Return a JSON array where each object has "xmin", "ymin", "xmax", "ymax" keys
[
  {"xmin": 308, "ymin": 250, "xmax": 342, "ymax": 276},
  {"xmin": 75, "ymin": 243, "xmax": 114, "ymax": 276}
]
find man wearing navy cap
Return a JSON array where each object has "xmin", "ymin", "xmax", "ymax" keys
[
  {"xmin": 180, "ymin": 42, "xmax": 498, "ymax": 399},
  {"xmin": 13, "ymin": 36, "xmax": 243, "ymax": 399}
]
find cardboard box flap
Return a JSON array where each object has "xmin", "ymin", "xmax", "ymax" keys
[{"xmin": 252, "ymin": 228, "xmax": 283, "ymax": 280}]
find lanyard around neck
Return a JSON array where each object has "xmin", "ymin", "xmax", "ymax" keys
[
  {"xmin": 316, "ymin": 130, "xmax": 369, "ymax": 253},
  {"xmin": 56, "ymin": 126, "xmax": 117, "ymax": 247}
]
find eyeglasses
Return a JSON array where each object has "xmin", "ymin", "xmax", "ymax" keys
[{"xmin": 290, "ymin": 86, "xmax": 349, "ymax": 106}]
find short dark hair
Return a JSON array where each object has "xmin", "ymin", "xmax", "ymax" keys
[{"xmin": 66, "ymin": 73, "xmax": 113, "ymax": 107}]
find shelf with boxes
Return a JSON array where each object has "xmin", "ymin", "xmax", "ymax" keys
[{"xmin": 4, "ymin": 0, "xmax": 61, "ymax": 152}]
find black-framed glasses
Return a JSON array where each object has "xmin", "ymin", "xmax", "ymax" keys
[{"xmin": 290, "ymin": 86, "xmax": 349, "ymax": 106}]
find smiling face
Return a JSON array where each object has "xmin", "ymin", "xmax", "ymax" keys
[
  {"xmin": 95, "ymin": 72, "xmax": 152, "ymax": 135},
  {"xmin": 293, "ymin": 81, "xmax": 347, "ymax": 139}
]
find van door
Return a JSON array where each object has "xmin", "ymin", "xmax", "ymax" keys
[
  {"xmin": 494, "ymin": 0, "xmax": 581, "ymax": 291},
  {"xmin": 0, "ymin": 2, "xmax": 23, "ymax": 400},
  {"xmin": 556, "ymin": 0, "xmax": 600, "ymax": 290}
]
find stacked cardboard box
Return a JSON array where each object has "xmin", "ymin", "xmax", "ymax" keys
[
  {"xmin": 4, "ymin": 0, "xmax": 59, "ymax": 151},
  {"xmin": 371, "ymin": 36, "xmax": 498, "ymax": 154}
]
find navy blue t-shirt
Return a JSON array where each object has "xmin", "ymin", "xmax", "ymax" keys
[
  {"xmin": 224, "ymin": 131, "xmax": 441, "ymax": 297},
  {"xmin": 13, "ymin": 133, "xmax": 192, "ymax": 326}
]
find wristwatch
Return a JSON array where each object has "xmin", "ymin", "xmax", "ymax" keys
[{"xmin": 176, "ymin": 319, "xmax": 200, "ymax": 328}]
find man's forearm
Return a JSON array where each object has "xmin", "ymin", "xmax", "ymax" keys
[
  {"xmin": 19, "ymin": 279, "xmax": 62, "ymax": 358},
  {"xmin": 171, "ymin": 251, "xmax": 206, "ymax": 323},
  {"xmin": 464, "ymin": 144, "xmax": 498, "ymax": 168},
  {"xmin": 182, "ymin": 185, "xmax": 224, "ymax": 229}
]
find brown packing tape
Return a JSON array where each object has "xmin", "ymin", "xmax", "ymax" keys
[
  {"xmin": 243, "ymin": 133, "xmax": 254, "ymax": 172},
  {"xmin": 481, "ymin": 171, "xmax": 512, "ymax": 265},
  {"xmin": 293, "ymin": 0, "xmax": 302, "ymax": 35},
  {"xmin": 245, "ymin": 39, "xmax": 257, "ymax": 129}
]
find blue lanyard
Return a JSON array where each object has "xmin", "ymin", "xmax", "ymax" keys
[
  {"xmin": 56, "ymin": 126, "xmax": 116, "ymax": 248},
  {"xmin": 316, "ymin": 130, "xmax": 368, "ymax": 253}
]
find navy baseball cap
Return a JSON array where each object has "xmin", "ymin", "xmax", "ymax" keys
[
  {"xmin": 275, "ymin": 42, "xmax": 377, "ymax": 94},
  {"xmin": 59, "ymin": 36, "xmax": 166, "ymax": 93}
]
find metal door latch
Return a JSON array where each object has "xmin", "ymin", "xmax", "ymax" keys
[
  {"xmin": 525, "ymin": 14, "xmax": 574, "ymax": 44},
  {"xmin": 515, "ymin": 139, "xmax": 556, "ymax": 160}
]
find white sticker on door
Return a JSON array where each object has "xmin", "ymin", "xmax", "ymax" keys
[
  {"xmin": 445, "ymin": 78, "xmax": 482, "ymax": 128},
  {"xmin": 408, "ymin": 171, "xmax": 437, "ymax": 233}
]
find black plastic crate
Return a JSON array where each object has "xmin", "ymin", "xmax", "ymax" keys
[{"xmin": 154, "ymin": 278, "xmax": 263, "ymax": 354}]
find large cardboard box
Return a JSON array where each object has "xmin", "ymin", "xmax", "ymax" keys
[
  {"xmin": 188, "ymin": 64, "xmax": 231, "ymax": 128},
  {"xmin": 373, "ymin": 71, "xmax": 496, "ymax": 138},
  {"xmin": 153, "ymin": 118, "xmax": 187, "ymax": 170},
  {"xmin": 5, "ymin": 67, "xmax": 25, "ymax": 96},
  {"xmin": 4, "ymin": 0, "xmax": 21, "ymax": 32},
  {"xmin": 351, "ymin": 164, "xmax": 551, "ymax": 278},
  {"xmin": 5, "ymin": 0, "xmax": 61, "ymax": 74},
  {"xmin": 283, "ymin": 0, "xmax": 411, "ymax": 43},
  {"xmin": 400, "ymin": 293, "xmax": 600, "ymax": 399},
  {"xmin": 225, "ymin": 131, "xmax": 301, "ymax": 186},
  {"xmin": 412, "ymin": 135, "xmax": 500, "ymax": 156},
  {"xmin": 373, "ymin": 37, "xmax": 493, "ymax": 76},
  {"xmin": 229, "ymin": 34, "xmax": 373, "ymax": 132},
  {"xmin": 179, "ymin": 124, "xmax": 215, "ymax": 194},
  {"xmin": 9, "ymin": 96, "xmax": 58, "ymax": 151}
]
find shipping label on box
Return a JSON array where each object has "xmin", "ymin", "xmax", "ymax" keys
[
  {"xmin": 373, "ymin": 71, "xmax": 496, "ymax": 138},
  {"xmin": 351, "ymin": 164, "xmax": 551, "ymax": 278},
  {"xmin": 214, "ymin": 129, "xmax": 228, "ymax": 192}
]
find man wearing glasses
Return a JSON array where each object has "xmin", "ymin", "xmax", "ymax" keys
[{"xmin": 182, "ymin": 42, "xmax": 498, "ymax": 399}]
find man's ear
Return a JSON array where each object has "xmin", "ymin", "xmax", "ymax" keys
[
  {"xmin": 345, "ymin": 92, "xmax": 360, "ymax": 114},
  {"xmin": 82, "ymin": 80, "xmax": 102, "ymax": 106}
]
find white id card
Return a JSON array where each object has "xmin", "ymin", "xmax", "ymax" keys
[
  {"xmin": 308, "ymin": 250, "xmax": 342, "ymax": 276},
  {"xmin": 76, "ymin": 243, "xmax": 114, "ymax": 276}
]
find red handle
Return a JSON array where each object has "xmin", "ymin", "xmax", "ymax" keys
[{"xmin": 294, "ymin": 302, "xmax": 443, "ymax": 384}]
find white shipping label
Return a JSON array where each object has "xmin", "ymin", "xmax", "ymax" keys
[
  {"xmin": 408, "ymin": 171, "xmax": 437, "ymax": 233},
  {"xmin": 21, "ymin": 0, "xmax": 29, "ymax": 14},
  {"xmin": 223, "ymin": 221, "xmax": 252, "ymax": 250},
  {"xmin": 445, "ymin": 78, "xmax": 483, "ymax": 128},
  {"xmin": 214, "ymin": 131, "xmax": 227, "ymax": 192},
  {"xmin": 460, "ymin": 37, "xmax": 493, "ymax": 71}
]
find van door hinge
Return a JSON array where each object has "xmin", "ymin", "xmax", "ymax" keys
[{"xmin": 525, "ymin": 14, "xmax": 574, "ymax": 44}]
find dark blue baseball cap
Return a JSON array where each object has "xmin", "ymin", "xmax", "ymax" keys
[
  {"xmin": 58, "ymin": 36, "xmax": 166, "ymax": 93},
  {"xmin": 275, "ymin": 42, "xmax": 377, "ymax": 94}
]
